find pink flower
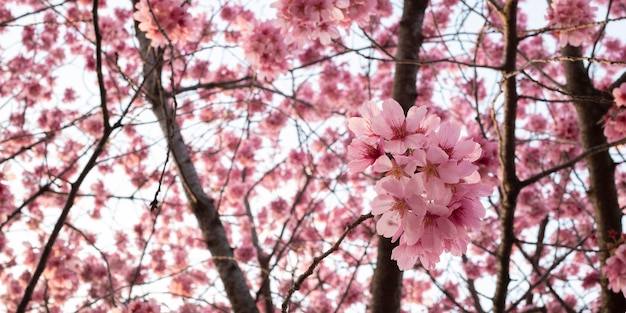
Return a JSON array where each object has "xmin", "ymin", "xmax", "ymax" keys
[
  {"xmin": 371, "ymin": 99, "xmax": 428, "ymax": 154},
  {"xmin": 347, "ymin": 138, "xmax": 384, "ymax": 173},
  {"xmin": 437, "ymin": 121, "xmax": 481, "ymax": 162},
  {"xmin": 303, "ymin": 0, "xmax": 344, "ymax": 22},
  {"xmin": 558, "ymin": 29, "xmax": 590, "ymax": 48},
  {"xmin": 241, "ymin": 20, "xmax": 290, "ymax": 81},
  {"xmin": 391, "ymin": 241, "xmax": 419, "ymax": 270},
  {"xmin": 170, "ymin": 274, "xmax": 195, "ymax": 297},
  {"xmin": 272, "ymin": 0, "xmax": 348, "ymax": 45},
  {"xmin": 613, "ymin": 83, "xmax": 626, "ymax": 107},
  {"xmin": 546, "ymin": 0, "xmax": 597, "ymax": 48},
  {"xmin": 391, "ymin": 239, "xmax": 442, "ymax": 270},
  {"xmin": 447, "ymin": 183, "xmax": 489, "ymax": 228},
  {"xmin": 371, "ymin": 154, "xmax": 417, "ymax": 178},
  {"xmin": 127, "ymin": 299, "xmax": 161, "ymax": 313},
  {"xmin": 371, "ymin": 177, "xmax": 425, "ymax": 243},
  {"xmin": 133, "ymin": 0, "xmax": 192, "ymax": 47},
  {"xmin": 419, "ymin": 206, "xmax": 456, "ymax": 253},
  {"xmin": 346, "ymin": 99, "xmax": 492, "ymax": 270},
  {"xmin": 603, "ymin": 243, "xmax": 626, "ymax": 295},
  {"xmin": 413, "ymin": 147, "xmax": 459, "ymax": 204},
  {"xmin": 347, "ymin": 100, "xmax": 382, "ymax": 144}
]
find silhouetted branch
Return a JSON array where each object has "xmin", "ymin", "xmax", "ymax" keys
[{"xmin": 281, "ymin": 213, "xmax": 373, "ymax": 312}]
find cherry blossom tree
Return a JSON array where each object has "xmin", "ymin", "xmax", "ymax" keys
[{"xmin": 1, "ymin": 0, "xmax": 626, "ymax": 312}]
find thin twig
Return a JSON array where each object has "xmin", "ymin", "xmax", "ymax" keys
[{"xmin": 281, "ymin": 213, "xmax": 373, "ymax": 312}]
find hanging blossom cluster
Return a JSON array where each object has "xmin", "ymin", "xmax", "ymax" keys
[
  {"xmin": 347, "ymin": 99, "xmax": 490, "ymax": 270},
  {"xmin": 604, "ymin": 83, "xmax": 626, "ymax": 142},
  {"xmin": 241, "ymin": 21, "xmax": 291, "ymax": 81},
  {"xmin": 220, "ymin": 6, "xmax": 293, "ymax": 81},
  {"xmin": 271, "ymin": 0, "xmax": 347, "ymax": 45},
  {"xmin": 546, "ymin": 0, "xmax": 597, "ymax": 48},
  {"xmin": 613, "ymin": 83, "xmax": 626, "ymax": 107},
  {"xmin": 603, "ymin": 240, "xmax": 626, "ymax": 296},
  {"xmin": 271, "ymin": 0, "xmax": 368, "ymax": 46},
  {"xmin": 133, "ymin": 0, "xmax": 192, "ymax": 47}
]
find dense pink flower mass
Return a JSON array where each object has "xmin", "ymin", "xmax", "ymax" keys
[
  {"xmin": 133, "ymin": 0, "xmax": 192, "ymax": 47},
  {"xmin": 546, "ymin": 0, "xmax": 597, "ymax": 47},
  {"xmin": 240, "ymin": 20, "xmax": 291, "ymax": 81},
  {"xmin": 603, "ymin": 243, "xmax": 626, "ymax": 295},
  {"xmin": 4, "ymin": 0, "xmax": 626, "ymax": 311},
  {"xmin": 271, "ymin": 0, "xmax": 386, "ymax": 46},
  {"xmin": 348, "ymin": 99, "xmax": 490, "ymax": 270}
]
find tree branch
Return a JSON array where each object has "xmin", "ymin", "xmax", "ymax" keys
[
  {"xmin": 16, "ymin": 1, "xmax": 118, "ymax": 310},
  {"xmin": 132, "ymin": 1, "xmax": 258, "ymax": 311},
  {"xmin": 493, "ymin": 1, "xmax": 521, "ymax": 312},
  {"xmin": 561, "ymin": 42, "xmax": 626, "ymax": 312},
  {"xmin": 281, "ymin": 213, "xmax": 373, "ymax": 312}
]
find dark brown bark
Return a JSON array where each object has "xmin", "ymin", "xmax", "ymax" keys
[
  {"xmin": 370, "ymin": 0, "xmax": 429, "ymax": 312},
  {"xmin": 132, "ymin": 2, "xmax": 258, "ymax": 312},
  {"xmin": 493, "ymin": 1, "xmax": 522, "ymax": 312},
  {"xmin": 391, "ymin": 0, "xmax": 429, "ymax": 113},
  {"xmin": 370, "ymin": 237, "xmax": 404, "ymax": 313},
  {"xmin": 561, "ymin": 44, "xmax": 626, "ymax": 313}
]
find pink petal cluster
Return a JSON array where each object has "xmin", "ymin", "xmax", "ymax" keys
[
  {"xmin": 546, "ymin": 0, "xmax": 597, "ymax": 48},
  {"xmin": 602, "ymin": 243, "xmax": 626, "ymax": 295},
  {"xmin": 604, "ymin": 84, "xmax": 626, "ymax": 142},
  {"xmin": 124, "ymin": 299, "xmax": 161, "ymax": 313},
  {"xmin": 348, "ymin": 99, "xmax": 489, "ymax": 270},
  {"xmin": 133, "ymin": 0, "xmax": 192, "ymax": 47},
  {"xmin": 241, "ymin": 21, "xmax": 291, "ymax": 81},
  {"xmin": 613, "ymin": 83, "xmax": 626, "ymax": 107},
  {"xmin": 271, "ymin": 0, "xmax": 391, "ymax": 47},
  {"xmin": 271, "ymin": 0, "xmax": 349, "ymax": 45}
]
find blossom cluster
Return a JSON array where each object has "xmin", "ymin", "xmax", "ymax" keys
[
  {"xmin": 603, "ymin": 242, "xmax": 626, "ymax": 295},
  {"xmin": 603, "ymin": 83, "xmax": 626, "ymax": 142},
  {"xmin": 347, "ymin": 99, "xmax": 489, "ymax": 270},
  {"xmin": 613, "ymin": 83, "xmax": 626, "ymax": 108},
  {"xmin": 271, "ymin": 0, "xmax": 348, "ymax": 45},
  {"xmin": 271, "ymin": 0, "xmax": 384, "ymax": 46},
  {"xmin": 546, "ymin": 0, "xmax": 597, "ymax": 48},
  {"xmin": 240, "ymin": 21, "xmax": 291, "ymax": 81},
  {"xmin": 133, "ymin": 0, "xmax": 192, "ymax": 47}
]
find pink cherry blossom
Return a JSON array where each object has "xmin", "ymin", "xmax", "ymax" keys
[
  {"xmin": 603, "ymin": 243, "xmax": 626, "ymax": 295},
  {"xmin": 371, "ymin": 154, "xmax": 417, "ymax": 178},
  {"xmin": 348, "ymin": 98, "xmax": 489, "ymax": 270},
  {"xmin": 604, "ymin": 107, "xmax": 626, "ymax": 142},
  {"xmin": 419, "ymin": 206, "xmax": 456, "ymax": 252},
  {"xmin": 391, "ymin": 240, "xmax": 419, "ymax": 270},
  {"xmin": 14, "ymin": 0, "xmax": 625, "ymax": 310},
  {"xmin": 437, "ymin": 121, "xmax": 482, "ymax": 162},
  {"xmin": 371, "ymin": 176, "xmax": 426, "ymax": 242},
  {"xmin": 272, "ymin": 0, "xmax": 352, "ymax": 45},
  {"xmin": 133, "ymin": 0, "xmax": 192, "ymax": 47},
  {"xmin": 347, "ymin": 138, "xmax": 385, "ymax": 172},
  {"xmin": 126, "ymin": 299, "xmax": 161, "ymax": 313},
  {"xmin": 412, "ymin": 147, "xmax": 459, "ymax": 204},
  {"xmin": 370, "ymin": 99, "xmax": 428, "ymax": 154},
  {"xmin": 347, "ymin": 100, "xmax": 383, "ymax": 144},
  {"xmin": 546, "ymin": 0, "xmax": 597, "ymax": 48},
  {"xmin": 240, "ymin": 20, "xmax": 291, "ymax": 81},
  {"xmin": 613, "ymin": 83, "xmax": 626, "ymax": 107}
]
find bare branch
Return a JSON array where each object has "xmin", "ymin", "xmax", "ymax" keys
[{"xmin": 281, "ymin": 213, "xmax": 373, "ymax": 312}]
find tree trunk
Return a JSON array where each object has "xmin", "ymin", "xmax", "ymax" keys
[
  {"xmin": 370, "ymin": 0, "xmax": 428, "ymax": 312},
  {"xmin": 561, "ymin": 44, "xmax": 626, "ymax": 313}
]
